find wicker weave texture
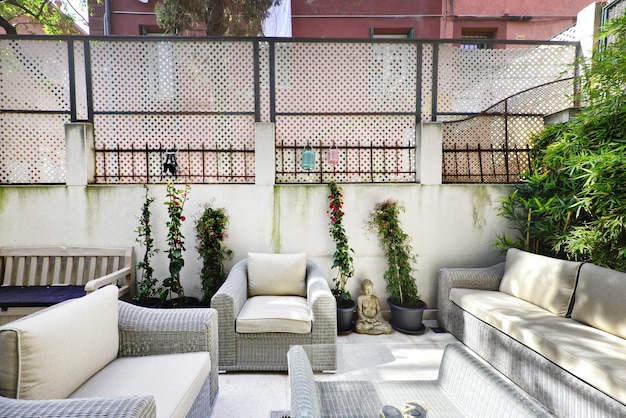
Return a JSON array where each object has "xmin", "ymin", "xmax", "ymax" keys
[
  {"xmin": 288, "ymin": 346, "xmax": 321, "ymax": 418},
  {"xmin": 449, "ymin": 303, "xmax": 626, "ymax": 418},
  {"xmin": 212, "ymin": 258, "xmax": 337, "ymax": 372},
  {"xmin": 0, "ymin": 299, "xmax": 218, "ymax": 417},
  {"xmin": 0, "ymin": 394, "xmax": 156, "ymax": 418},
  {"xmin": 436, "ymin": 263, "xmax": 504, "ymax": 330},
  {"xmin": 117, "ymin": 301, "xmax": 219, "ymax": 408},
  {"xmin": 288, "ymin": 343, "xmax": 555, "ymax": 418}
]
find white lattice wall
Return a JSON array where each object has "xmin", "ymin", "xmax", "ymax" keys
[
  {"xmin": 0, "ymin": 37, "xmax": 578, "ymax": 184},
  {"xmin": 0, "ymin": 39, "xmax": 70, "ymax": 184}
]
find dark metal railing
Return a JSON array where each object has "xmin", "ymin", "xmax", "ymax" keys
[{"xmin": 94, "ymin": 143, "xmax": 254, "ymax": 184}]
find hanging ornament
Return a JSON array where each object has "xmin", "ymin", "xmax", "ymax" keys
[
  {"xmin": 327, "ymin": 143, "xmax": 339, "ymax": 166},
  {"xmin": 301, "ymin": 142, "xmax": 315, "ymax": 170},
  {"xmin": 163, "ymin": 146, "xmax": 178, "ymax": 177}
]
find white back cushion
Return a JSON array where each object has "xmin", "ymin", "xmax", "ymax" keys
[
  {"xmin": 0, "ymin": 285, "xmax": 119, "ymax": 399},
  {"xmin": 499, "ymin": 248, "xmax": 581, "ymax": 317},
  {"xmin": 572, "ymin": 263, "xmax": 626, "ymax": 339},
  {"xmin": 247, "ymin": 252, "xmax": 307, "ymax": 297}
]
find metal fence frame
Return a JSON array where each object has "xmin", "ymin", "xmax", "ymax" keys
[{"xmin": 0, "ymin": 35, "xmax": 580, "ymax": 185}]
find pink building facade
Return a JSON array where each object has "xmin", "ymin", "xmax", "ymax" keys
[{"xmin": 88, "ymin": 0, "xmax": 597, "ymax": 40}]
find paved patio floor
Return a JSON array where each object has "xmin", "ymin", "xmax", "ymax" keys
[{"xmin": 211, "ymin": 320, "xmax": 459, "ymax": 417}]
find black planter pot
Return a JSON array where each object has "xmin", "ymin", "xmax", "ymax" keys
[
  {"xmin": 131, "ymin": 296, "xmax": 203, "ymax": 309},
  {"xmin": 336, "ymin": 299, "xmax": 356, "ymax": 334},
  {"xmin": 387, "ymin": 298, "xmax": 427, "ymax": 335}
]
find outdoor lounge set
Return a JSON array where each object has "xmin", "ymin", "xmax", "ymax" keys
[{"xmin": 2, "ymin": 248, "xmax": 626, "ymax": 417}]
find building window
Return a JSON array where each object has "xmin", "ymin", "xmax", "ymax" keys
[
  {"xmin": 460, "ymin": 29, "xmax": 495, "ymax": 50},
  {"xmin": 370, "ymin": 28, "xmax": 415, "ymax": 39},
  {"xmin": 140, "ymin": 25, "xmax": 167, "ymax": 36}
]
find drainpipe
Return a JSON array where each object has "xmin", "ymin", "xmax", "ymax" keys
[{"xmin": 104, "ymin": 0, "xmax": 111, "ymax": 35}]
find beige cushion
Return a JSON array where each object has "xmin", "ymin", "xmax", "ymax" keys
[
  {"xmin": 69, "ymin": 352, "xmax": 211, "ymax": 418},
  {"xmin": 499, "ymin": 248, "xmax": 581, "ymax": 317},
  {"xmin": 572, "ymin": 263, "xmax": 626, "ymax": 339},
  {"xmin": 0, "ymin": 285, "xmax": 119, "ymax": 400},
  {"xmin": 451, "ymin": 288, "xmax": 626, "ymax": 404},
  {"xmin": 236, "ymin": 295, "xmax": 312, "ymax": 333},
  {"xmin": 247, "ymin": 252, "xmax": 307, "ymax": 297}
]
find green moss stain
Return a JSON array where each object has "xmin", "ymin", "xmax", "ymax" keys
[
  {"xmin": 472, "ymin": 186, "xmax": 491, "ymax": 231},
  {"xmin": 0, "ymin": 187, "xmax": 6, "ymax": 214},
  {"xmin": 270, "ymin": 186, "xmax": 317, "ymax": 252},
  {"xmin": 271, "ymin": 187, "xmax": 282, "ymax": 252}
]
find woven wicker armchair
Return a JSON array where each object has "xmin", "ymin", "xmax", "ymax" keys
[
  {"xmin": 211, "ymin": 256, "xmax": 336, "ymax": 372},
  {"xmin": 0, "ymin": 289, "xmax": 219, "ymax": 418}
]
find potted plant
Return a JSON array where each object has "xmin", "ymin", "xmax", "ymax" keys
[
  {"xmin": 160, "ymin": 181, "xmax": 192, "ymax": 307},
  {"xmin": 328, "ymin": 181, "xmax": 356, "ymax": 333},
  {"xmin": 134, "ymin": 185, "xmax": 162, "ymax": 306},
  {"xmin": 196, "ymin": 203, "xmax": 233, "ymax": 306},
  {"xmin": 367, "ymin": 198, "xmax": 426, "ymax": 334}
]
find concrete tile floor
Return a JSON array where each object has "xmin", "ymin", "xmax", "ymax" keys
[{"xmin": 210, "ymin": 320, "xmax": 459, "ymax": 417}]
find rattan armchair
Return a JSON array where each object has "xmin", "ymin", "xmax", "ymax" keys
[{"xmin": 211, "ymin": 256, "xmax": 336, "ymax": 372}]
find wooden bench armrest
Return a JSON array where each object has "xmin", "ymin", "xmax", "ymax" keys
[{"xmin": 84, "ymin": 266, "xmax": 133, "ymax": 297}]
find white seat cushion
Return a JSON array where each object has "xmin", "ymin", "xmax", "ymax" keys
[
  {"xmin": 237, "ymin": 295, "xmax": 312, "ymax": 333},
  {"xmin": 450, "ymin": 288, "xmax": 626, "ymax": 404},
  {"xmin": 69, "ymin": 352, "xmax": 211, "ymax": 418}
]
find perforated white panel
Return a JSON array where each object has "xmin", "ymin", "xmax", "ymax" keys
[
  {"xmin": 93, "ymin": 114, "xmax": 255, "ymax": 183},
  {"xmin": 0, "ymin": 113, "xmax": 68, "ymax": 183},
  {"xmin": 91, "ymin": 40, "xmax": 255, "ymax": 113},
  {"xmin": 275, "ymin": 42, "xmax": 417, "ymax": 114},
  {"xmin": 0, "ymin": 39, "xmax": 70, "ymax": 184},
  {"xmin": 90, "ymin": 40, "xmax": 257, "ymax": 183},
  {"xmin": 437, "ymin": 44, "xmax": 576, "ymax": 116},
  {"xmin": 275, "ymin": 115, "xmax": 416, "ymax": 183}
]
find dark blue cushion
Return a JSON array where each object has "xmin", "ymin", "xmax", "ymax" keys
[{"xmin": 0, "ymin": 286, "xmax": 86, "ymax": 308}]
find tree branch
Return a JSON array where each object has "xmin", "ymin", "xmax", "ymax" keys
[{"xmin": 0, "ymin": 13, "xmax": 18, "ymax": 34}]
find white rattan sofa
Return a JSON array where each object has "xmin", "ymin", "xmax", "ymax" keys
[
  {"xmin": 211, "ymin": 253, "xmax": 336, "ymax": 372},
  {"xmin": 0, "ymin": 285, "xmax": 219, "ymax": 418},
  {"xmin": 438, "ymin": 248, "xmax": 626, "ymax": 418}
]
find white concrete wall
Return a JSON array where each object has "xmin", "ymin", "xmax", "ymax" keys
[
  {"xmin": 0, "ymin": 182, "xmax": 513, "ymax": 318},
  {"xmin": 0, "ymin": 121, "xmax": 517, "ymax": 318}
]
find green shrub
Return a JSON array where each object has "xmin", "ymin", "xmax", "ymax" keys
[{"xmin": 495, "ymin": 15, "xmax": 626, "ymax": 270}]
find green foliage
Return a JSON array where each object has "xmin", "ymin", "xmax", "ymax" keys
[
  {"xmin": 196, "ymin": 203, "xmax": 232, "ymax": 305},
  {"xmin": 135, "ymin": 185, "xmax": 161, "ymax": 301},
  {"xmin": 0, "ymin": 0, "xmax": 82, "ymax": 34},
  {"xmin": 327, "ymin": 181, "xmax": 354, "ymax": 303},
  {"xmin": 161, "ymin": 182, "xmax": 191, "ymax": 305},
  {"xmin": 155, "ymin": 0, "xmax": 278, "ymax": 36},
  {"xmin": 494, "ymin": 15, "xmax": 626, "ymax": 271},
  {"xmin": 367, "ymin": 199, "xmax": 421, "ymax": 308}
]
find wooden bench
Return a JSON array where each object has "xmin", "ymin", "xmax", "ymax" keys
[{"xmin": 0, "ymin": 246, "xmax": 134, "ymax": 325}]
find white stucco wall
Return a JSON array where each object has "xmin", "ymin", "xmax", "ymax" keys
[{"xmin": 0, "ymin": 182, "xmax": 514, "ymax": 318}]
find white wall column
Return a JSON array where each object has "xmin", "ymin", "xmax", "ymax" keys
[
  {"xmin": 416, "ymin": 122, "xmax": 443, "ymax": 185},
  {"xmin": 255, "ymin": 122, "xmax": 276, "ymax": 186},
  {"xmin": 576, "ymin": 2, "xmax": 606, "ymax": 60},
  {"xmin": 65, "ymin": 123, "xmax": 95, "ymax": 186}
]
